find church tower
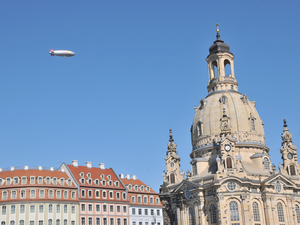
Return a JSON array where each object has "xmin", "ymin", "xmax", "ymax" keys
[
  {"xmin": 160, "ymin": 24, "xmax": 300, "ymax": 225},
  {"xmin": 162, "ymin": 129, "xmax": 184, "ymax": 186}
]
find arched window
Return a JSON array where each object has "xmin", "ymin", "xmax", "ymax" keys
[
  {"xmin": 229, "ymin": 201, "xmax": 239, "ymax": 221},
  {"xmin": 10, "ymin": 221, "xmax": 14, "ymax": 225},
  {"xmin": 252, "ymin": 202, "xmax": 260, "ymax": 221},
  {"xmin": 56, "ymin": 219, "xmax": 60, "ymax": 225},
  {"xmin": 263, "ymin": 157, "xmax": 270, "ymax": 170},
  {"xmin": 48, "ymin": 219, "xmax": 52, "ymax": 225},
  {"xmin": 277, "ymin": 202, "xmax": 285, "ymax": 222},
  {"xmin": 210, "ymin": 204, "xmax": 217, "ymax": 224},
  {"xmin": 290, "ymin": 164, "xmax": 296, "ymax": 175},
  {"xmin": 188, "ymin": 207, "xmax": 194, "ymax": 225},
  {"xmin": 296, "ymin": 205, "xmax": 300, "ymax": 223},
  {"xmin": 11, "ymin": 205, "xmax": 15, "ymax": 214},
  {"xmin": 224, "ymin": 59, "xmax": 231, "ymax": 76},
  {"xmin": 251, "ymin": 119, "xmax": 255, "ymax": 131},
  {"xmin": 20, "ymin": 220, "xmax": 24, "ymax": 225},
  {"xmin": 170, "ymin": 174, "xmax": 175, "ymax": 184},
  {"xmin": 226, "ymin": 157, "xmax": 233, "ymax": 169},
  {"xmin": 197, "ymin": 121, "xmax": 202, "ymax": 136},
  {"xmin": 212, "ymin": 61, "xmax": 218, "ymax": 78}
]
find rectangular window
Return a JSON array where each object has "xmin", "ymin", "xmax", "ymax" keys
[
  {"xmin": 102, "ymin": 191, "xmax": 106, "ymax": 198},
  {"xmin": 151, "ymin": 209, "xmax": 154, "ymax": 215},
  {"xmin": 110, "ymin": 218, "xmax": 114, "ymax": 225},
  {"xmin": 64, "ymin": 191, "xmax": 68, "ymax": 199},
  {"xmin": 96, "ymin": 190, "xmax": 100, "ymax": 197},
  {"xmin": 11, "ymin": 205, "xmax": 15, "ymax": 214},
  {"xmin": 138, "ymin": 197, "xmax": 141, "ymax": 203},
  {"xmin": 30, "ymin": 177, "xmax": 35, "ymax": 184},
  {"xmin": 22, "ymin": 177, "xmax": 26, "ymax": 184},
  {"xmin": 39, "ymin": 221, "xmax": 43, "ymax": 225},
  {"xmin": 49, "ymin": 204, "xmax": 53, "ymax": 213},
  {"xmin": 39, "ymin": 205, "xmax": 43, "ymax": 213},
  {"xmin": 96, "ymin": 218, "xmax": 100, "ymax": 225},
  {"xmin": 53, "ymin": 178, "xmax": 57, "ymax": 185},
  {"xmin": 145, "ymin": 209, "xmax": 148, "ymax": 215},
  {"xmin": 157, "ymin": 210, "xmax": 160, "ymax": 216},
  {"xmin": 31, "ymin": 190, "xmax": 36, "ymax": 198},
  {"xmin": 138, "ymin": 209, "xmax": 142, "ymax": 215},
  {"xmin": 56, "ymin": 205, "xmax": 60, "ymax": 213},
  {"xmin": 144, "ymin": 197, "xmax": 147, "ymax": 203},
  {"xmin": 88, "ymin": 218, "xmax": 92, "ymax": 225},
  {"xmin": 2, "ymin": 192, "xmax": 7, "ymax": 200},
  {"xmin": 117, "ymin": 206, "xmax": 121, "ymax": 213},
  {"xmin": 64, "ymin": 205, "xmax": 68, "ymax": 213},
  {"xmin": 123, "ymin": 219, "xmax": 127, "ymax": 225},
  {"xmin": 71, "ymin": 191, "xmax": 76, "ymax": 199},
  {"xmin": 40, "ymin": 190, "xmax": 45, "ymax": 198},
  {"xmin": 20, "ymin": 205, "xmax": 25, "ymax": 213},
  {"xmin": 123, "ymin": 206, "xmax": 127, "ymax": 213},
  {"xmin": 88, "ymin": 204, "xmax": 92, "ymax": 212},
  {"xmin": 103, "ymin": 205, "xmax": 107, "ymax": 212},
  {"xmin": 2, "ymin": 206, "xmax": 6, "ymax": 215},
  {"xmin": 81, "ymin": 204, "xmax": 86, "ymax": 211},
  {"xmin": 117, "ymin": 219, "xmax": 121, "ymax": 225},
  {"xmin": 109, "ymin": 191, "xmax": 113, "ymax": 198},
  {"xmin": 30, "ymin": 221, "xmax": 34, "ymax": 225},
  {"xmin": 81, "ymin": 217, "xmax": 86, "ymax": 225},
  {"xmin": 88, "ymin": 190, "xmax": 92, "ymax": 198},
  {"xmin": 110, "ymin": 205, "xmax": 114, "ymax": 212},
  {"xmin": 11, "ymin": 191, "xmax": 16, "ymax": 199},
  {"xmin": 132, "ymin": 208, "xmax": 135, "ymax": 215},
  {"xmin": 139, "ymin": 222, "xmax": 142, "ymax": 225},
  {"xmin": 116, "ymin": 193, "xmax": 120, "ymax": 199},
  {"xmin": 38, "ymin": 177, "xmax": 42, "ymax": 184},
  {"xmin": 57, "ymin": 191, "xmax": 61, "ymax": 198},
  {"xmin": 30, "ymin": 205, "xmax": 35, "ymax": 213},
  {"xmin": 96, "ymin": 205, "xmax": 100, "ymax": 212},
  {"xmin": 103, "ymin": 218, "xmax": 107, "ymax": 225},
  {"xmin": 71, "ymin": 206, "xmax": 75, "ymax": 214},
  {"xmin": 71, "ymin": 221, "xmax": 75, "ymax": 225}
]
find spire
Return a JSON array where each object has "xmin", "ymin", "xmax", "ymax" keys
[
  {"xmin": 281, "ymin": 119, "xmax": 293, "ymax": 146},
  {"xmin": 209, "ymin": 23, "xmax": 230, "ymax": 54},
  {"xmin": 167, "ymin": 129, "xmax": 177, "ymax": 152}
]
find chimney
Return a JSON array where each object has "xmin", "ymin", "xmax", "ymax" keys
[
  {"xmin": 86, "ymin": 161, "xmax": 92, "ymax": 168},
  {"xmin": 132, "ymin": 175, "xmax": 137, "ymax": 180},
  {"xmin": 61, "ymin": 168, "xmax": 65, "ymax": 173},
  {"xmin": 72, "ymin": 160, "xmax": 78, "ymax": 167},
  {"xmin": 99, "ymin": 163, "xmax": 105, "ymax": 170},
  {"xmin": 10, "ymin": 167, "xmax": 15, "ymax": 171},
  {"xmin": 24, "ymin": 166, "xmax": 28, "ymax": 171},
  {"xmin": 126, "ymin": 174, "xmax": 130, "ymax": 179},
  {"xmin": 0, "ymin": 168, "xmax": 2, "ymax": 172},
  {"xmin": 119, "ymin": 174, "xmax": 124, "ymax": 179},
  {"xmin": 38, "ymin": 166, "xmax": 42, "ymax": 171},
  {"xmin": 50, "ymin": 167, "xmax": 54, "ymax": 171}
]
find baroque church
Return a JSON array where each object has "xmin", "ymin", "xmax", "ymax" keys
[{"xmin": 159, "ymin": 25, "xmax": 300, "ymax": 225}]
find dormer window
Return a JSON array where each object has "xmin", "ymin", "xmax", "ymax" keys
[
  {"xmin": 30, "ymin": 177, "xmax": 35, "ymax": 184},
  {"xmin": 109, "ymin": 181, "xmax": 112, "ymax": 186},
  {"xmin": 53, "ymin": 178, "xmax": 57, "ymax": 185},
  {"xmin": 68, "ymin": 179, "xmax": 71, "ymax": 186},
  {"xmin": 13, "ymin": 178, "xmax": 18, "ymax": 184},
  {"xmin": 46, "ymin": 177, "xmax": 50, "ymax": 184},
  {"xmin": 115, "ymin": 181, "xmax": 119, "ymax": 187},
  {"xmin": 107, "ymin": 175, "xmax": 111, "ymax": 179},
  {"xmin": 38, "ymin": 177, "xmax": 43, "ymax": 184},
  {"xmin": 81, "ymin": 179, "xmax": 85, "ymax": 184},
  {"xmin": 6, "ymin": 178, "xmax": 11, "ymax": 185},
  {"xmin": 87, "ymin": 173, "xmax": 91, "ymax": 178},
  {"xmin": 88, "ymin": 179, "xmax": 92, "ymax": 185},
  {"xmin": 102, "ymin": 180, "xmax": 106, "ymax": 186},
  {"xmin": 21, "ymin": 177, "xmax": 26, "ymax": 184},
  {"xmin": 146, "ymin": 186, "xmax": 150, "ymax": 192},
  {"xmin": 80, "ymin": 172, "xmax": 84, "ymax": 177},
  {"xmin": 100, "ymin": 174, "xmax": 104, "ymax": 179},
  {"xmin": 60, "ymin": 178, "xmax": 64, "ymax": 185},
  {"xmin": 95, "ymin": 180, "xmax": 99, "ymax": 185},
  {"xmin": 128, "ymin": 185, "xmax": 132, "ymax": 191},
  {"xmin": 140, "ymin": 186, "xmax": 144, "ymax": 192},
  {"xmin": 134, "ymin": 185, "xmax": 138, "ymax": 191}
]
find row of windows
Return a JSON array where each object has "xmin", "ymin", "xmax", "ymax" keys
[
  {"xmin": 208, "ymin": 201, "xmax": 300, "ymax": 224},
  {"xmin": 81, "ymin": 189, "xmax": 126, "ymax": 200},
  {"xmin": 80, "ymin": 178, "xmax": 119, "ymax": 187},
  {"xmin": 131, "ymin": 208, "xmax": 160, "ymax": 216},
  {"xmin": 131, "ymin": 196, "xmax": 160, "ymax": 205},
  {"xmin": 1, "ymin": 204, "xmax": 75, "ymax": 214},
  {"xmin": 127, "ymin": 185, "xmax": 150, "ymax": 192},
  {"xmin": 80, "ymin": 173, "xmax": 112, "ymax": 180},
  {"xmin": 81, "ymin": 217, "xmax": 127, "ymax": 225},
  {"xmin": 0, "ymin": 177, "xmax": 71, "ymax": 186},
  {"xmin": 0, "ymin": 219, "xmax": 75, "ymax": 225},
  {"xmin": 132, "ymin": 222, "xmax": 160, "ymax": 225},
  {"xmin": 81, "ymin": 204, "xmax": 127, "ymax": 213},
  {"xmin": 2, "ymin": 189, "xmax": 76, "ymax": 200}
]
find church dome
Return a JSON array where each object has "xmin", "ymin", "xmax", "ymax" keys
[
  {"xmin": 191, "ymin": 91, "xmax": 266, "ymax": 151},
  {"xmin": 191, "ymin": 27, "xmax": 267, "ymax": 154}
]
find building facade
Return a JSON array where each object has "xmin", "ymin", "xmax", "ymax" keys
[
  {"xmin": 0, "ymin": 166, "xmax": 78, "ymax": 225},
  {"xmin": 160, "ymin": 27, "xmax": 300, "ymax": 225},
  {"xmin": 119, "ymin": 174, "xmax": 163, "ymax": 225},
  {"xmin": 61, "ymin": 161, "xmax": 130, "ymax": 225}
]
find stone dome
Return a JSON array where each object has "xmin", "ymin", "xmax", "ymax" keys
[{"xmin": 191, "ymin": 91, "xmax": 266, "ymax": 152}]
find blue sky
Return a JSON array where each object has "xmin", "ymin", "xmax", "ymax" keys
[{"xmin": 1, "ymin": 1, "xmax": 300, "ymax": 191}]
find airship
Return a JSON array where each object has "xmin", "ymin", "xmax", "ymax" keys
[{"xmin": 49, "ymin": 49, "xmax": 75, "ymax": 57}]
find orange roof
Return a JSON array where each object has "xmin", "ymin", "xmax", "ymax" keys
[
  {"xmin": 0, "ymin": 169, "xmax": 69, "ymax": 179},
  {"xmin": 66, "ymin": 165, "xmax": 126, "ymax": 190},
  {"xmin": 121, "ymin": 178, "xmax": 157, "ymax": 194}
]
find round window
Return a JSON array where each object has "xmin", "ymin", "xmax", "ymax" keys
[{"xmin": 227, "ymin": 182, "xmax": 237, "ymax": 191}]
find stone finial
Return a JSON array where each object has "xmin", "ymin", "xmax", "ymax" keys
[
  {"xmin": 167, "ymin": 129, "xmax": 177, "ymax": 152},
  {"xmin": 216, "ymin": 23, "xmax": 219, "ymax": 34}
]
